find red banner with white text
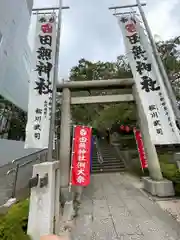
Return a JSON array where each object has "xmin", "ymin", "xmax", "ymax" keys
[
  {"xmin": 134, "ymin": 128, "xmax": 148, "ymax": 169},
  {"xmin": 71, "ymin": 125, "xmax": 92, "ymax": 186}
]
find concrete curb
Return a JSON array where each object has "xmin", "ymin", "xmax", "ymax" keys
[{"xmin": 0, "ymin": 198, "xmax": 17, "ymax": 214}]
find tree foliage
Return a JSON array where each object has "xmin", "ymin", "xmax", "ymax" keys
[
  {"xmin": 69, "ymin": 56, "xmax": 134, "ymax": 129},
  {"xmin": 70, "ymin": 56, "xmax": 132, "ymax": 81},
  {"xmin": 0, "ymin": 95, "xmax": 26, "ymax": 140},
  {"xmin": 69, "ymin": 35, "xmax": 180, "ymax": 130},
  {"xmin": 156, "ymin": 36, "xmax": 180, "ymax": 100}
]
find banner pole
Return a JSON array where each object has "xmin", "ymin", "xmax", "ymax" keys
[
  {"xmin": 136, "ymin": 0, "xmax": 180, "ymax": 127},
  {"xmin": 68, "ymin": 125, "xmax": 75, "ymax": 192},
  {"xmin": 47, "ymin": 0, "xmax": 62, "ymax": 161}
]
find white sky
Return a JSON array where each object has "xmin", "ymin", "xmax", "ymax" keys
[{"xmin": 29, "ymin": 0, "xmax": 180, "ymax": 81}]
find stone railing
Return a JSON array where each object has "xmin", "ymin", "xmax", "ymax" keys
[{"xmin": 0, "ymin": 149, "xmax": 48, "ymax": 206}]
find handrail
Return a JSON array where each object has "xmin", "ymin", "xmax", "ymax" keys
[
  {"xmin": 6, "ymin": 149, "xmax": 48, "ymax": 199},
  {"xmin": 7, "ymin": 149, "xmax": 48, "ymax": 174},
  {"xmin": 94, "ymin": 137, "xmax": 104, "ymax": 164},
  {"xmin": 12, "ymin": 148, "xmax": 48, "ymax": 164}
]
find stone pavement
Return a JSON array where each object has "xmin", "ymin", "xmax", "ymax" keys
[
  {"xmin": 72, "ymin": 173, "xmax": 180, "ymax": 240},
  {"xmin": 157, "ymin": 200, "xmax": 180, "ymax": 223}
]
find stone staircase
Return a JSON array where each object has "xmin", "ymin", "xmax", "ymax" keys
[{"xmin": 92, "ymin": 140, "xmax": 126, "ymax": 173}]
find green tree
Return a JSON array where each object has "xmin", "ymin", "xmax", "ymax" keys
[
  {"xmin": 69, "ymin": 57, "xmax": 135, "ymax": 129},
  {"xmin": 156, "ymin": 36, "xmax": 180, "ymax": 100},
  {"xmin": 64, "ymin": 35, "xmax": 180, "ymax": 130},
  {"xmin": 0, "ymin": 95, "xmax": 26, "ymax": 140}
]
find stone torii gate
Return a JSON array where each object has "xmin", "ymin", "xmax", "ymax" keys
[{"xmin": 57, "ymin": 78, "xmax": 174, "ymax": 201}]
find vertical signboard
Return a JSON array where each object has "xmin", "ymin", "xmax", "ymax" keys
[
  {"xmin": 25, "ymin": 14, "xmax": 57, "ymax": 149},
  {"xmin": 71, "ymin": 125, "xmax": 92, "ymax": 186},
  {"xmin": 118, "ymin": 15, "xmax": 180, "ymax": 144}
]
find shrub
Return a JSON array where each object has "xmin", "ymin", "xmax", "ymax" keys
[
  {"xmin": 159, "ymin": 153, "xmax": 180, "ymax": 195},
  {"xmin": 0, "ymin": 199, "xmax": 30, "ymax": 240}
]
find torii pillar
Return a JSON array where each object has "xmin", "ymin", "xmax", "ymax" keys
[
  {"xmin": 59, "ymin": 88, "xmax": 71, "ymax": 202},
  {"xmin": 133, "ymin": 85, "xmax": 175, "ymax": 197}
]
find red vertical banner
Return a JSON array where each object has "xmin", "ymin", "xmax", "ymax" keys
[
  {"xmin": 71, "ymin": 125, "xmax": 92, "ymax": 186},
  {"xmin": 133, "ymin": 128, "xmax": 148, "ymax": 169}
]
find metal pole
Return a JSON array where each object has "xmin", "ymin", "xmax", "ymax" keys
[
  {"xmin": 108, "ymin": 3, "xmax": 146, "ymax": 10},
  {"xmin": 32, "ymin": 6, "xmax": 69, "ymax": 11},
  {"xmin": 47, "ymin": 0, "xmax": 63, "ymax": 161},
  {"xmin": 11, "ymin": 164, "xmax": 20, "ymax": 198},
  {"xmin": 136, "ymin": 0, "xmax": 180, "ymax": 125}
]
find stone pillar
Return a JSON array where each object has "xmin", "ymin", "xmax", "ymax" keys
[
  {"xmin": 59, "ymin": 88, "xmax": 71, "ymax": 201},
  {"xmin": 133, "ymin": 86, "xmax": 175, "ymax": 197},
  {"xmin": 132, "ymin": 85, "xmax": 163, "ymax": 181},
  {"xmin": 27, "ymin": 161, "xmax": 60, "ymax": 239}
]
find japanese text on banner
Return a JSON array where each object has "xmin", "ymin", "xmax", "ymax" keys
[
  {"xmin": 134, "ymin": 128, "xmax": 148, "ymax": 169},
  {"xmin": 118, "ymin": 15, "xmax": 180, "ymax": 144},
  {"xmin": 71, "ymin": 126, "xmax": 92, "ymax": 186},
  {"xmin": 25, "ymin": 14, "xmax": 56, "ymax": 149}
]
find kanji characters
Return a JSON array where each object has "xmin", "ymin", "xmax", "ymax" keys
[
  {"xmin": 78, "ymin": 155, "xmax": 86, "ymax": 161},
  {"xmin": 34, "ymin": 108, "xmax": 42, "ymax": 141},
  {"xmin": 44, "ymin": 101, "xmax": 48, "ymax": 117},
  {"xmin": 34, "ymin": 132, "xmax": 40, "ymax": 139},
  {"xmin": 77, "ymin": 169, "xmax": 85, "ymax": 176},
  {"xmin": 34, "ymin": 78, "xmax": 52, "ymax": 95},
  {"xmin": 120, "ymin": 16, "xmax": 136, "ymax": 24},
  {"xmin": 151, "ymin": 112, "xmax": 158, "ymax": 118},
  {"xmin": 37, "ymin": 47, "xmax": 52, "ymax": 60},
  {"xmin": 156, "ymin": 128, "xmax": 163, "ymax": 135},
  {"xmin": 120, "ymin": 16, "xmax": 176, "ymax": 137},
  {"xmin": 35, "ymin": 61, "xmax": 52, "ymax": 79},
  {"xmin": 35, "ymin": 116, "xmax": 41, "ymax": 122},
  {"xmin": 120, "ymin": 17, "xmax": 128, "ymax": 23},
  {"xmin": 31, "ymin": 14, "xmax": 56, "ymax": 143},
  {"xmin": 127, "ymin": 33, "xmax": 140, "ymax": 44},
  {"xmin": 35, "ymin": 108, "xmax": 42, "ymax": 114},
  {"xmin": 34, "ymin": 124, "xmax": 41, "ymax": 131},
  {"xmin": 49, "ymin": 16, "xmax": 55, "ymax": 23},
  {"xmin": 77, "ymin": 162, "xmax": 86, "ymax": 168},
  {"xmin": 71, "ymin": 126, "xmax": 92, "ymax": 186},
  {"xmin": 39, "ymin": 16, "xmax": 46, "ymax": 23},
  {"xmin": 78, "ymin": 149, "xmax": 86, "ymax": 155},
  {"xmin": 79, "ymin": 142, "xmax": 86, "ymax": 148},
  {"xmin": 39, "ymin": 35, "xmax": 52, "ymax": 46},
  {"xmin": 79, "ymin": 137, "xmax": 87, "ymax": 143},
  {"xmin": 132, "ymin": 46, "xmax": 147, "ymax": 60},
  {"xmin": 153, "ymin": 120, "xmax": 161, "ymax": 127},
  {"xmin": 136, "ymin": 61, "xmax": 151, "ymax": 75},
  {"xmin": 77, "ymin": 175, "xmax": 85, "ymax": 184},
  {"xmin": 141, "ymin": 76, "xmax": 160, "ymax": 92},
  {"xmin": 149, "ymin": 105, "xmax": 156, "ymax": 111}
]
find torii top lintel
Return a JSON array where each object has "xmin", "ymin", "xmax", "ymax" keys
[{"xmin": 56, "ymin": 78, "xmax": 134, "ymax": 91}]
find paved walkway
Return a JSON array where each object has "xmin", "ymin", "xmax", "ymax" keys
[{"xmin": 72, "ymin": 173, "xmax": 180, "ymax": 240}]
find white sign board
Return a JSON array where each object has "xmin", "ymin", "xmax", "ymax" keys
[
  {"xmin": 118, "ymin": 16, "xmax": 180, "ymax": 144},
  {"xmin": 25, "ymin": 14, "xmax": 57, "ymax": 149}
]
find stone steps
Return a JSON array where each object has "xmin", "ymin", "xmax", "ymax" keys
[{"xmin": 91, "ymin": 142, "xmax": 126, "ymax": 174}]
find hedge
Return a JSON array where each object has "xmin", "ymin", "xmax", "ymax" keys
[
  {"xmin": 0, "ymin": 199, "xmax": 30, "ymax": 240},
  {"xmin": 159, "ymin": 153, "xmax": 180, "ymax": 195}
]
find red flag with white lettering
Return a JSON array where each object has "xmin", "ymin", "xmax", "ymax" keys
[
  {"xmin": 71, "ymin": 125, "xmax": 92, "ymax": 186},
  {"xmin": 133, "ymin": 128, "xmax": 148, "ymax": 169}
]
